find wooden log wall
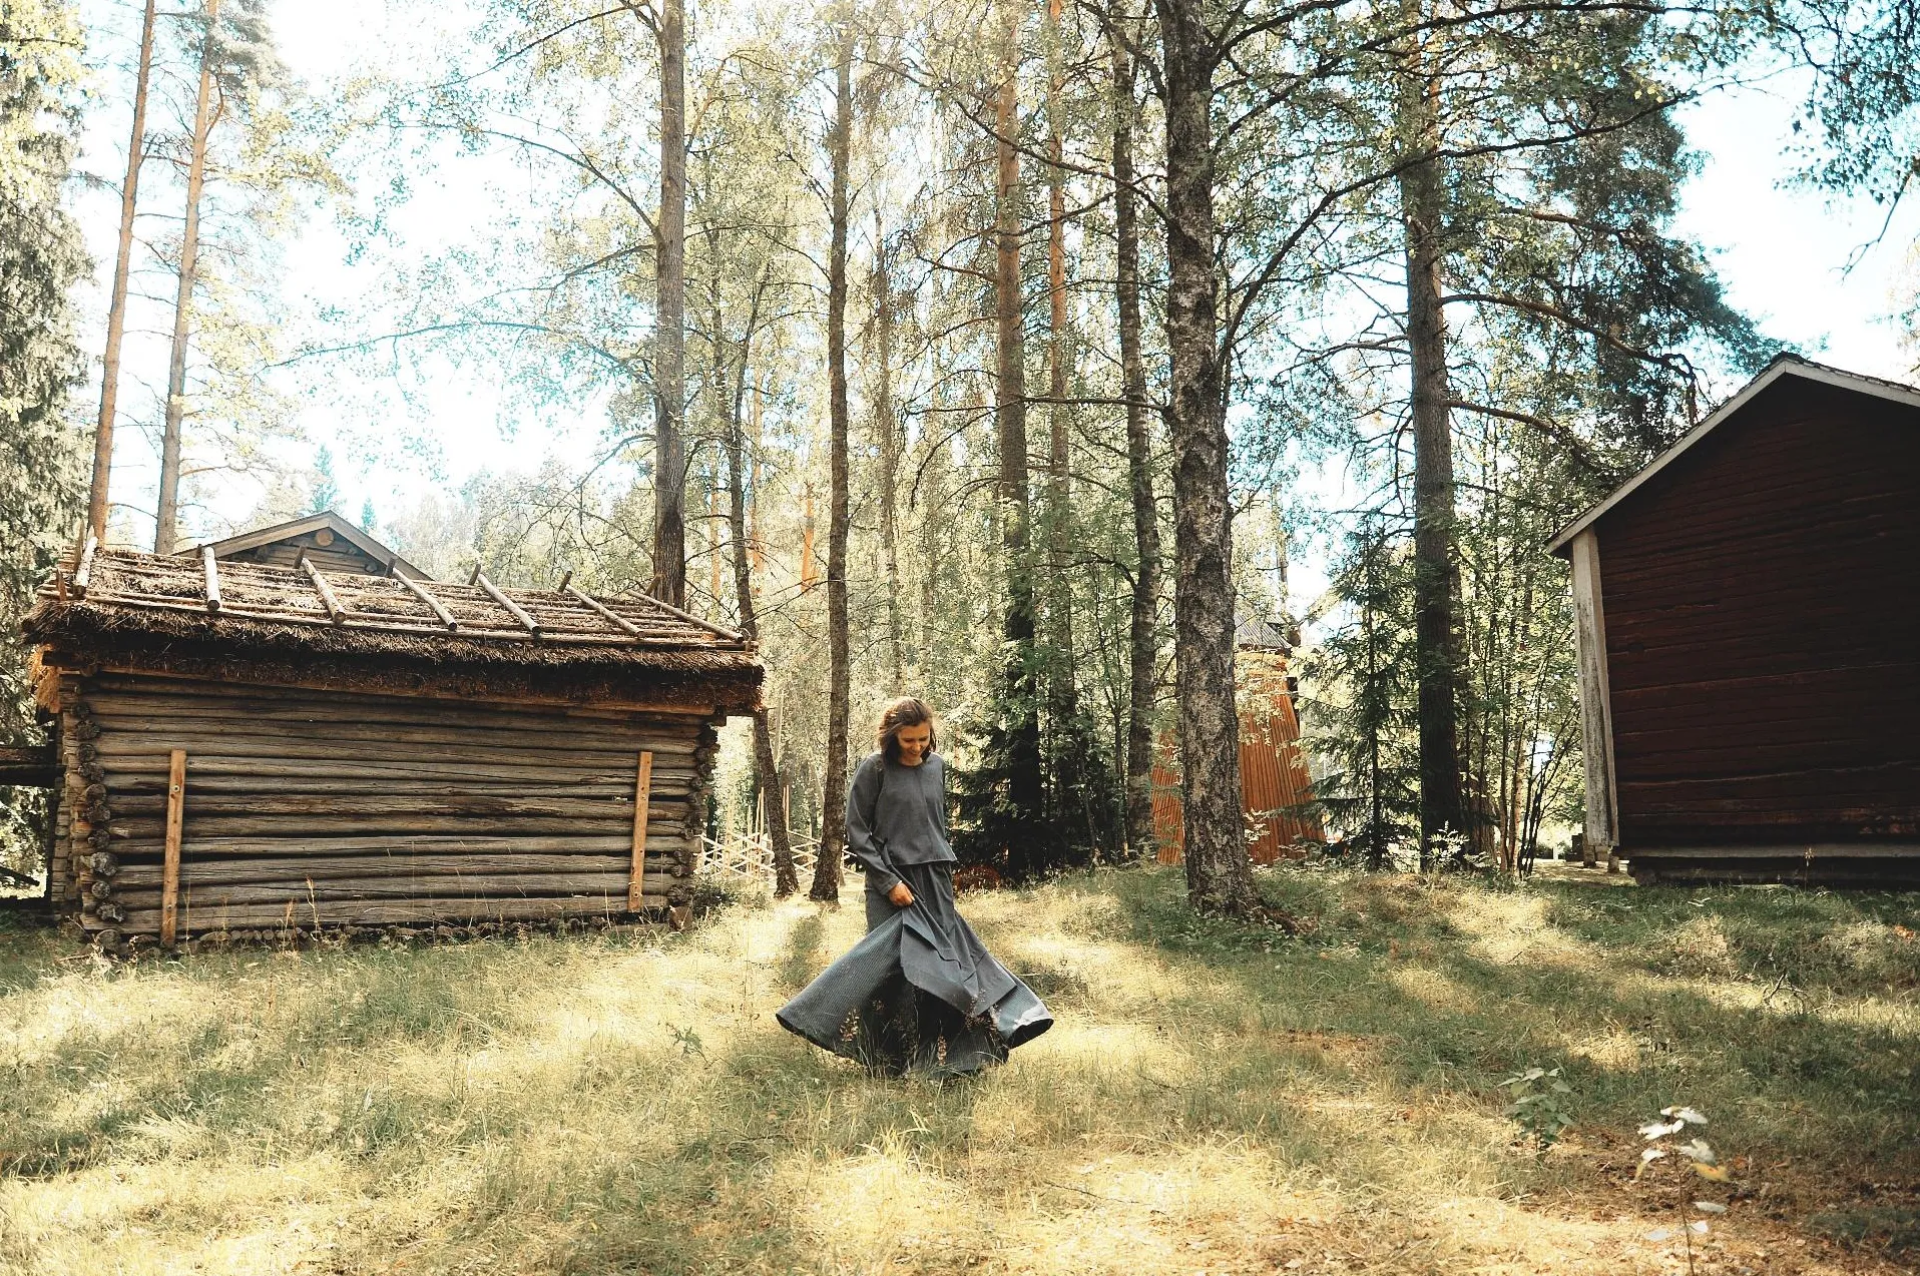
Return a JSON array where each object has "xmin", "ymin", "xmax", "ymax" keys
[{"xmin": 66, "ymin": 673, "xmax": 721, "ymax": 944}]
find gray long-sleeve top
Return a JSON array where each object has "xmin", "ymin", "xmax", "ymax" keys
[{"xmin": 844, "ymin": 750, "xmax": 954, "ymax": 894}]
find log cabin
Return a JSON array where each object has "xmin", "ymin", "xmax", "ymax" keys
[
  {"xmin": 24, "ymin": 538, "xmax": 760, "ymax": 948},
  {"xmin": 1548, "ymin": 355, "xmax": 1920, "ymax": 885}
]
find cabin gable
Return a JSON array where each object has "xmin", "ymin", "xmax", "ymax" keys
[{"xmin": 192, "ymin": 511, "xmax": 428, "ymax": 579}]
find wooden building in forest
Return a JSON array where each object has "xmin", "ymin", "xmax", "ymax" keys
[
  {"xmin": 24, "ymin": 526, "xmax": 759, "ymax": 948},
  {"xmin": 1549, "ymin": 355, "xmax": 1920, "ymax": 885},
  {"xmin": 1154, "ymin": 612, "xmax": 1324, "ymax": 864}
]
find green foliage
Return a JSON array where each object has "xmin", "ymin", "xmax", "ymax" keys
[
  {"xmin": 304, "ymin": 444, "xmax": 340, "ymax": 515},
  {"xmin": 1501, "ymin": 1065, "xmax": 1575, "ymax": 1149},
  {"xmin": 1300, "ymin": 522, "xmax": 1420, "ymax": 869},
  {"xmin": 0, "ymin": 0, "xmax": 89, "ymax": 886}
]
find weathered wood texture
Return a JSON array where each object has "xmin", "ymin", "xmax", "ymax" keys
[
  {"xmin": 1569, "ymin": 530, "xmax": 1618, "ymax": 852},
  {"xmin": 160, "ymin": 748, "xmax": 185, "ymax": 944},
  {"xmin": 1594, "ymin": 376, "xmax": 1920, "ymax": 857},
  {"xmin": 58, "ymin": 674, "xmax": 719, "ymax": 937}
]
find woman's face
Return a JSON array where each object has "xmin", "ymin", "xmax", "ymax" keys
[{"xmin": 894, "ymin": 721, "xmax": 931, "ymax": 766}]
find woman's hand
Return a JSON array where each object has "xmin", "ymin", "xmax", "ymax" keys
[{"xmin": 888, "ymin": 882, "xmax": 914, "ymax": 908}]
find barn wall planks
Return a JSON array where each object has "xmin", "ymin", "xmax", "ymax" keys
[
  {"xmin": 1594, "ymin": 376, "xmax": 1920, "ymax": 854},
  {"xmin": 67, "ymin": 676, "xmax": 720, "ymax": 939}
]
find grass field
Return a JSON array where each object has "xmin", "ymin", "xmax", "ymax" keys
[{"xmin": 3, "ymin": 866, "xmax": 1918, "ymax": 1275}]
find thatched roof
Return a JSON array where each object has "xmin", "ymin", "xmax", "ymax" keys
[{"xmin": 27, "ymin": 548, "xmax": 761, "ymax": 710}]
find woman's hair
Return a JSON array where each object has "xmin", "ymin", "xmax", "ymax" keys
[{"xmin": 875, "ymin": 696, "xmax": 938, "ymax": 761}]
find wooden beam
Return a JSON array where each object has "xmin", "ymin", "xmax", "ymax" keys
[
  {"xmin": 92, "ymin": 664, "xmax": 719, "ymax": 716},
  {"xmin": 0, "ymin": 745, "xmax": 57, "ymax": 787},
  {"xmin": 476, "ymin": 572, "xmax": 540, "ymax": 637},
  {"xmin": 202, "ymin": 545, "xmax": 222, "ymax": 613},
  {"xmin": 565, "ymin": 584, "xmax": 643, "ymax": 638},
  {"xmin": 1629, "ymin": 843, "xmax": 1920, "ymax": 860},
  {"xmin": 160, "ymin": 748, "xmax": 186, "ymax": 945},
  {"xmin": 395, "ymin": 572, "xmax": 459, "ymax": 630},
  {"xmin": 556, "ymin": 569, "xmax": 572, "ymax": 592},
  {"xmin": 628, "ymin": 749, "xmax": 654, "ymax": 910},
  {"xmin": 301, "ymin": 557, "xmax": 347, "ymax": 625},
  {"xmin": 627, "ymin": 589, "xmax": 745, "ymax": 643},
  {"xmin": 1570, "ymin": 529, "xmax": 1620, "ymax": 858},
  {"xmin": 74, "ymin": 533, "xmax": 97, "ymax": 597}
]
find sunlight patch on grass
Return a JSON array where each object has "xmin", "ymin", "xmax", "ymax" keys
[
  {"xmin": 3, "ymin": 1151, "xmax": 366, "ymax": 1276},
  {"xmin": 1388, "ymin": 962, "xmax": 1483, "ymax": 1014},
  {"xmin": 1441, "ymin": 891, "xmax": 1595, "ymax": 968},
  {"xmin": 1565, "ymin": 1024, "xmax": 1656, "ymax": 1072},
  {"xmin": 777, "ymin": 1136, "xmax": 978, "ymax": 1274}
]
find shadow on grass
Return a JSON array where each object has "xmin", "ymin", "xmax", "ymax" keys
[{"xmin": 1082, "ymin": 867, "xmax": 1920, "ymax": 1257}]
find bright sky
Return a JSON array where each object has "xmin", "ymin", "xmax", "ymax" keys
[{"xmin": 67, "ymin": 1, "xmax": 1919, "ymax": 575}]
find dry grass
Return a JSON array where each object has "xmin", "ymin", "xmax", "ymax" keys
[{"xmin": 2, "ymin": 867, "xmax": 1918, "ymax": 1275}]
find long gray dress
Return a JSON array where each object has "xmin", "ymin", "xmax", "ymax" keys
[{"xmin": 775, "ymin": 751, "xmax": 1052, "ymax": 1075}]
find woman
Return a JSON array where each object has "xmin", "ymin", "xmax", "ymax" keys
[{"xmin": 776, "ymin": 697, "xmax": 1052, "ymax": 1076}]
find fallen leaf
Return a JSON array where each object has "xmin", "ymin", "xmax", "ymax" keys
[
  {"xmin": 1676, "ymin": 1138, "xmax": 1716, "ymax": 1164},
  {"xmin": 1694, "ymin": 1201, "xmax": 1728, "ymax": 1214},
  {"xmin": 1692, "ymin": 1163, "xmax": 1734, "ymax": 1183}
]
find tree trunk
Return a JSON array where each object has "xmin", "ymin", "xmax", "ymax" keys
[
  {"xmin": 89, "ymin": 0, "xmax": 158, "ymax": 546},
  {"xmin": 995, "ymin": 9, "xmax": 1043, "ymax": 830},
  {"xmin": 1155, "ymin": 0, "xmax": 1258, "ymax": 916},
  {"xmin": 1112, "ymin": 19, "xmax": 1158, "ymax": 859},
  {"xmin": 720, "ymin": 290, "xmax": 796, "ymax": 897},
  {"xmin": 1398, "ymin": 58, "xmax": 1465, "ymax": 866},
  {"xmin": 809, "ymin": 32, "xmax": 854, "ymax": 904},
  {"xmin": 154, "ymin": 0, "xmax": 221, "ymax": 556},
  {"xmin": 1044, "ymin": 0, "xmax": 1074, "ymax": 725},
  {"xmin": 651, "ymin": 0, "xmax": 688, "ymax": 608},
  {"xmin": 873, "ymin": 214, "xmax": 905, "ymax": 689}
]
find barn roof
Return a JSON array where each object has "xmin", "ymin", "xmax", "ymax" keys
[
  {"xmin": 191, "ymin": 510, "xmax": 431, "ymax": 580},
  {"xmin": 26, "ymin": 547, "xmax": 758, "ymax": 705},
  {"xmin": 1546, "ymin": 354, "xmax": 1920, "ymax": 556}
]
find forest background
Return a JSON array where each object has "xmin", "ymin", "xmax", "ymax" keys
[{"xmin": 2, "ymin": 0, "xmax": 1918, "ymax": 908}]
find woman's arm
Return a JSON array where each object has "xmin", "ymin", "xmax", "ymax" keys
[{"xmin": 843, "ymin": 756, "xmax": 901, "ymax": 896}]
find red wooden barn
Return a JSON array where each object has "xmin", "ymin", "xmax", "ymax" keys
[
  {"xmin": 1548, "ymin": 355, "xmax": 1920, "ymax": 885},
  {"xmin": 1153, "ymin": 613, "xmax": 1324, "ymax": 865}
]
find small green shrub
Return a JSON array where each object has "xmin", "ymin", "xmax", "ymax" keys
[{"xmin": 1500, "ymin": 1066, "xmax": 1574, "ymax": 1149}]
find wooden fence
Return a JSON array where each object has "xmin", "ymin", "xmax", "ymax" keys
[{"xmin": 697, "ymin": 830, "xmax": 819, "ymax": 889}]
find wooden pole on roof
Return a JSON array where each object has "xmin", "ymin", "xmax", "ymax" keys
[
  {"xmin": 74, "ymin": 534, "xmax": 97, "ymax": 598},
  {"xmin": 628, "ymin": 588, "xmax": 745, "ymax": 642},
  {"xmin": 201, "ymin": 545, "xmax": 221, "ymax": 613},
  {"xmin": 301, "ymin": 556, "xmax": 347, "ymax": 624},
  {"xmin": 475, "ymin": 572, "xmax": 541, "ymax": 636},
  {"xmin": 565, "ymin": 584, "xmax": 643, "ymax": 638},
  {"xmin": 395, "ymin": 572, "xmax": 458, "ymax": 630}
]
